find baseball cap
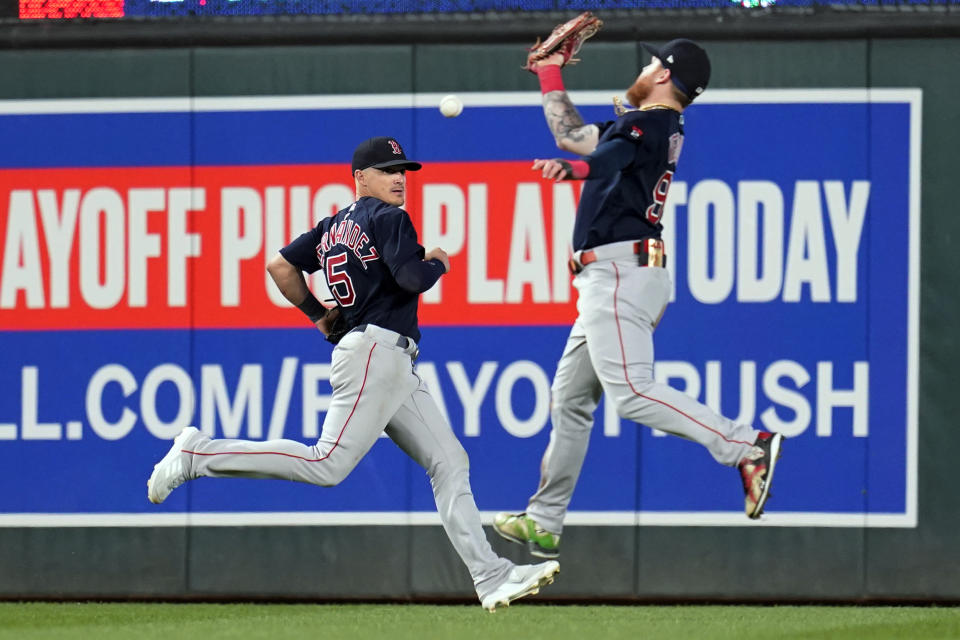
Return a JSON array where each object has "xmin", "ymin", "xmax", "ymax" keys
[
  {"xmin": 641, "ymin": 39, "xmax": 711, "ymax": 101},
  {"xmin": 351, "ymin": 136, "xmax": 422, "ymax": 173}
]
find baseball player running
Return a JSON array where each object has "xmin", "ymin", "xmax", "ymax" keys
[
  {"xmin": 494, "ymin": 24, "xmax": 784, "ymax": 559},
  {"xmin": 147, "ymin": 136, "xmax": 559, "ymax": 611}
]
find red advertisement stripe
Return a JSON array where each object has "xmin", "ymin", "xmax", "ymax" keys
[{"xmin": 0, "ymin": 162, "xmax": 580, "ymax": 330}]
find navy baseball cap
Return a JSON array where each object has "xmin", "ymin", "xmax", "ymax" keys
[
  {"xmin": 351, "ymin": 136, "xmax": 422, "ymax": 172},
  {"xmin": 641, "ymin": 39, "xmax": 711, "ymax": 101}
]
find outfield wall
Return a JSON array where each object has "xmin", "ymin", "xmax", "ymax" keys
[{"xmin": 1, "ymin": 38, "xmax": 958, "ymax": 601}]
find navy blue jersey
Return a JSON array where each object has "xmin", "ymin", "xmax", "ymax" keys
[
  {"xmin": 572, "ymin": 108, "xmax": 685, "ymax": 251},
  {"xmin": 280, "ymin": 196, "xmax": 444, "ymax": 343}
]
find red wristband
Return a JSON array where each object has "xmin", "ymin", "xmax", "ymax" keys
[
  {"xmin": 537, "ymin": 65, "xmax": 565, "ymax": 94},
  {"xmin": 568, "ymin": 160, "xmax": 590, "ymax": 179}
]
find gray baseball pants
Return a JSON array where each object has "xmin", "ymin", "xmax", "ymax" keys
[
  {"xmin": 178, "ymin": 324, "xmax": 513, "ymax": 598},
  {"xmin": 526, "ymin": 258, "xmax": 759, "ymax": 535}
]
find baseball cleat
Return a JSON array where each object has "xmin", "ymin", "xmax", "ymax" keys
[
  {"xmin": 481, "ymin": 560, "xmax": 560, "ymax": 612},
  {"xmin": 493, "ymin": 512, "xmax": 560, "ymax": 559},
  {"xmin": 147, "ymin": 426, "xmax": 199, "ymax": 504},
  {"xmin": 738, "ymin": 431, "xmax": 784, "ymax": 519}
]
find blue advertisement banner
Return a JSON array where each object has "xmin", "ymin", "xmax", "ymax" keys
[{"xmin": 0, "ymin": 90, "xmax": 919, "ymax": 527}]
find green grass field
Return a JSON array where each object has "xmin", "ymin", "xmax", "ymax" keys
[{"xmin": 1, "ymin": 603, "xmax": 958, "ymax": 640}]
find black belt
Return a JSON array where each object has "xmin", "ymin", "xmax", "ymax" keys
[{"xmin": 349, "ymin": 324, "xmax": 413, "ymax": 349}]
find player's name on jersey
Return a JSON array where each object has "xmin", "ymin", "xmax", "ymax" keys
[
  {"xmin": 317, "ymin": 216, "xmax": 379, "ymax": 267},
  {"xmin": 0, "ymin": 175, "xmax": 870, "ymax": 323}
]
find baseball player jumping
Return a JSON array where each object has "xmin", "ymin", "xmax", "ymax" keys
[
  {"xmin": 494, "ymin": 20, "xmax": 785, "ymax": 560},
  {"xmin": 147, "ymin": 136, "xmax": 559, "ymax": 611}
]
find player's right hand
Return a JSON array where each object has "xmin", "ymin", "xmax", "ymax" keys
[
  {"xmin": 425, "ymin": 248, "xmax": 451, "ymax": 273},
  {"xmin": 532, "ymin": 158, "xmax": 569, "ymax": 182}
]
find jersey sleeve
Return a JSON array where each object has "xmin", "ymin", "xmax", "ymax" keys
[
  {"xmin": 593, "ymin": 119, "xmax": 616, "ymax": 138},
  {"xmin": 599, "ymin": 111, "xmax": 660, "ymax": 169},
  {"xmin": 584, "ymin": 138, "xmax": 638, "ymax": 178},
  {"xmin": 279, "ymin": 228, "xmax": 322, "ymax": 273},
  {"xmin": 395, "ymin": 258, "xmax": 446, "ymax": 293},
  {"xmin": 372, "ymin": 207, "xmax": 427, "ymax": 281},
  {"xmin": 606, "ymin": 111, "xmax": 652, "ymax": 144}
]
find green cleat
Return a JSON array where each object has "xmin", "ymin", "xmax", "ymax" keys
[{"xmin": 493, "ymin": 512, "xmax": 560, "ymax": 559}]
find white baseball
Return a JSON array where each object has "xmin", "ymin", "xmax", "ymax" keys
[{"xmin": 439, "ymin": 94, "xmax": 463, "ymax": 118}]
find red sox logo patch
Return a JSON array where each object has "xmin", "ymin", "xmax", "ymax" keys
[{"xmin": 388, "ymin": 139, "xmax": 402, "ymax": 155}]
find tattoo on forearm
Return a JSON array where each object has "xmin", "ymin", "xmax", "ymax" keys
[{"xmin": 543, "ymin": 92, "xmax": 587, "ymax": 142}]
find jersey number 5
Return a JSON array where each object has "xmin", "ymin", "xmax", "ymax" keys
[
  {"xmin": 645, "ymin": 169, "xmax": 675, "ymax": 224},
  {"xmin": 325, "ymin": 253, "xmax": 356, "ymax": 307}
]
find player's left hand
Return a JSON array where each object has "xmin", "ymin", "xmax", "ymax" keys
[
  {"xmin": 528, "ymin": 51, "xmax": 566, "ymax": 72},
  {"xmin": 532, "ymin": 158, "xmax": 570, "ymax": 182},
  {"xmin": 425, "ymin": 247, "xmax": 451, "ymax": 273}
]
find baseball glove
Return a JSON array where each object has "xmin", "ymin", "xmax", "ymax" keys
[
  {"xmin": 323, "ymin": 308, "xmax": 350, "ymax": 344},
  {"xmin": 523, "ymin": 11, "xmax": 603, "ymax": 73}
]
